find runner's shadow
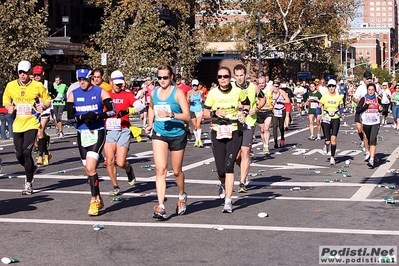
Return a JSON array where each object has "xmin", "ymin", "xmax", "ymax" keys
[
  {"xmin": 174, "ymin": 198, "xmax": 225, "ymax": 216},
  {"xmin": 36, "ymin": 178, "xmax": 89, "ymax": 191},
  {"xmin": 103, "ymin": 193, "xmax": 158, "ymax": 214},
  {"xmin": 232, "ymin": 191, "xmax": 280, "ymax": 212},
  {"xmin": 0, "ymin": 195, "xmax": 53, "ymax": 215}
]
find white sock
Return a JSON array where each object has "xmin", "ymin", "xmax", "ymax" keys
[
  {"xmin": 225, "ymin": 197, "xmax": 232, "ymax": 203},
  {"xmin": 179, "ymin": 193, "xmax": 186, "ymax": 200},
  {"xmin": 197, "ymin": 129, "xmax": 202, "ymax": 139},
  {"xmin": 159, "ymin": 204, "xmax": 165, "ymax": 209}
]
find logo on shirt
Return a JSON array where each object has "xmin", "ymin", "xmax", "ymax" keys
[
  {"xmin": 91, "ymin": 96, "xmax": 96, "ymax": 100},
  {"xmin": 77, "ymin": 97, "xmax": 85, "ymax": 102},
  {"xmin": 114, "ymin": 99, "xmax": 124, "ymax": 104}
]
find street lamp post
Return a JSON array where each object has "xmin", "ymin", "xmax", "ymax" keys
[
  {"xmin": 62, "ymin": 16, "xmax": 69, "ymax": 37},
  {"xmin": 257, "ymin": 10, "xmax": 262, "ymax": 77}
]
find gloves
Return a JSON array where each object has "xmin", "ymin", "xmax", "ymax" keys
[
  {"xmin": 117, "ymin": 109, "xmax": 129, "ymax": 118},
  {"xmin": 80, "ymin": 111, "xmax": 97, "ymax": 121},
  {"xmin": 84, "ymin": 119, "xmax": 92, "ymax": 127}
]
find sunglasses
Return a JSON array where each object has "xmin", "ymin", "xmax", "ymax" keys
[
  {"xmin": 78, "ymin": 78, "xmax": 89, "ymax": 82},
  {"xmin": 18, "ymin": 71, "xmax": 28, "ymax": 75},
  {"xmin": 328, "ymin": 85, "xmax": 336, "ymax": 88},
  {"xmin": 157, "ymin": 76, "xmax": 170, "ymax": 80},
  {"xmin": 33, "ymin": 74, "xmax": 41, "ymax": 77},
  {"xmin": 92, "ymin": 75, "xmax": 101, "ymax": 78},
  {"xmin": 217, "ymin": 75, "xmax": 230, "ymax": 79}
]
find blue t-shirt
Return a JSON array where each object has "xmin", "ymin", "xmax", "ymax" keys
[
  {"xmin": 189, "ymin": 90, "xmax": 202, "ymax": 112},
  {"xmin": 339, "ymin": 84, "xmax": 347, "ymax": 95}
]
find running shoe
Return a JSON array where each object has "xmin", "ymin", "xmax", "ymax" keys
[
  {"xmin": 280, "ymin": 140, "xmax": 285, "ymax": 148},
  {"xmin": 176, "ymin": 193, "xmax": 187, "ymax": 215},
  {"xmin": 153, "ymin": 205, "xmax": 167, "ymax": 220},
  {"xmin": 263, "ymin": 146, "xmax": 270, "ymax": 154},
  {"xmin": 274, "ymin": 143, "xmax": 278, "ymax": 149},
  {"xmin": 238, "ymin": 182, "xmax": 247, "ymax": 193},
  {"xmin": 58, "ymin": 132, "xmax": 64, "ymax": 139},
  {"xmin": 330, "ymin": 157, "xmax": 335, "ymax": 165},
  {"xmin": 322, "ymin": 145, "xmax": 329, "ymax": 155},
  {"xmin": 127, "ymin": 165, "xmax": 136, "ymax": 186},
  {"xmin": 367, "ymin": 159, "xmax": 374, "ymax": 169},
  {"xmin": 198, "ymin": 139, "xmax": 203, "ymax": 147},
  {"xmin": 364, "ymin": 151, "xmax": 371, "ymax": 162},
  {"xmin": 43, "ymin": 153, "xmax": 52, "ymax": 166},
  {"xmin": 360, "ymin": 141, "xmax": 366, "ymax": 152},
  {"xmin": 109, "ymin": 186, "xmax": 121, "ymax": 196},
  {"xmin": 21, "ymin": 182, "xmax": 33, "ymax": 195},
  {"xmin": 88, "ymin": 199, "xmax": 104, "ymax": 216},
  {"xmin": 316, "ymin": 134, "xmax": 322, "ymax": 141},
  {"xmin": 218, "ymin": 184, "xmax": 226, "ymax": 199},
  {"xmin": 222, "ymin": 200, "xmax": 233, "ymax": 213},
  {"xmin": 394, "ymin": 124, "xmax": 397, "ymax": 130},
  {"xmin": 308, "ymin": 135, "xmax": 315, "ymax": 141},
  {"xmin": 36, "ymin": 156, "xmax": 43, "ymax": 165},
  {"xmin": 194, "ymin": 140, "xmax": 199, "ymax": 147}
]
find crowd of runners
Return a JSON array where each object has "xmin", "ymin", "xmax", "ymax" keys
[{"xmin": 1, "ymin": 60, "xmax": 391, "ymax": 219}]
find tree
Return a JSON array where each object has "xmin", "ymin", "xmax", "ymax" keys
[
  {"xmin": 84, "ymin": 0, "xmax": 207, "ymax": 81},
  {"xmin": 0, "ymin": 0, "xmax": 48, "ymax": 84}
]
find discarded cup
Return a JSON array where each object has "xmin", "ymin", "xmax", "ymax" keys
[
  {"xmin": 313, "ymin": 171, "xmax": 321, "ymax": 174},
  {"xmin": 308, "ymin": 168, "xmax": 316, "ymax": 170},
  {"xmin": 212, "ymin": 169, "xmax": 218, "ymax": 172},
  {"xmin": 386, "ymin": 185, "xmax": 396, "ymax": 189},
  {"xmin": 343, "ymin": 174, "xmax": 352, "ymax": 177},
  {"xmin": 1, "ymin": 257, "xmax": 19, "ymax": 264},
  {"xmin": 8, "ymin": 176, "xmax": 17, "ymax": 179},
  {"xmin": 0, "ymin": 147, "xmax": 4, "ymax": 151},
  {"xmin": 203, "ymin": 162, "xmax": 210, "ymax": 165},
  {"xmin": 92, "ymin": 224, "xmax": 104, "ymax": 230},
  {"xmin": 257, "ymin": 212, "xmax": 268, "ymax": 218},
  {"xmin": 333, "ymin": 179, "xmax": 341, "ymax": 182},
  {"xmin": 335, "ymin": 170, "xmax": 343, "ymax": 174},
  {"xmin": 112, "ymin": 197, "xmax": 123, "ymax": 201},
  {"xmin": 345, "ymin": 160, "xmax": 350, "ymax": 165},
  {"xmin": 141, "ymin": 165, "xmax": 150, "ymax": 168},
  {"xmin": 72, "ymin": 142, "xmax": 77, "ymax": 145},
  {"xmin": 290, "ymin": 187, "xmax": 301, "ymax": 191},
  {"xmin": 324, "ymin": 179, "xmax": 332, "ymax": 183},
  {"xmin": 116, "ymin": 173, "xmax": 119, "ymax": 177},
  {"xmin": 384, "ymin": 197, "xmax": 396, "ymax": 204},
  {"xmin": 58, "ymin": 170, "xmax": 66, "ymax": 174},
  {"xmin": 147, "ymin": 168, "xmax": 155, "ymax": 171},
  {"xmin": 213, "ymin": 227, "xmax": 224, "ymax": 231}
]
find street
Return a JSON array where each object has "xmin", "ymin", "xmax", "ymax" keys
[{"xmin": 0, "ymin": 113, "xmax": 398, "ymax": 266}]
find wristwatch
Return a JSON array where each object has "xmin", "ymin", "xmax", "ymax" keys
[{"xmin": 171, "ymin": 112, "xmax": 175, "ymax": 119}]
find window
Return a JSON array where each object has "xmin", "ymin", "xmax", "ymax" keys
[
  {"xmin": 381, "ymin": 1, "xmax": 386, "ymax": 5},
  {"xmin": 382, "ymin": 7, "xmax": 386, "ymax": 11},
  {"xmin": 376, "ymin": 12, "xmax": 381, "ymax": 16},
  {"xmin": 376, "ymin": 7, "xmax": 380, "ymax": 11},
  {"xmin": 367, "ymin": 50, "xmax": 371, "ymax": 56},
  {"xmin": 376, "ymin": 33, "xmax": 380, "ymax": 39},
  {"xmin": 388, "ymin": 24, "xmax": 393, "ymax": 27},
  {"xmin": 370, "ymin": 7, "xmax": 375, "ymax": 11},
  {"xmin": 376, "ymin": 1, "xmax": 380, "ymax": 5},
  {"xmin": 388, "ymin": 7, "xmax": 392, "ymax": 10},
  {"xmin": 370, "ymin": 18, "xmax": 375, "ymax": 22},
  {"xmin": 388, "ymin": 1, "xmax": 392, "ymax": 5},
  {"xmin": 382, "ymin": 24, "xmax": 386, "ymax": 27},
  {"xmin": 359, "ymin": 50, "xmax": 363, "ymax": 56},
  {"xmin": 376, "ymin": 24, "xmax": 381, "ymax": 27},
  {"xmin": 371, "ymin": 13, "xmax": 375, "ymax": 16},
  {"xmin": 382, "ymin": 18, "xmax": 386, "ymax": 22},
  {"xmin": 388, "ymin": 17, "xmax": 393, "ymax": 21},
  {"xmin": 370, "ymin": 2, "xmax": 374, "ymax": 5},
  {"xmin": 376, "ymin": 18, "xmax": 381, "ymax": 22},
  {"xmin": 382, "ymin": 13, "xmax": 386, "ymax": 16}
]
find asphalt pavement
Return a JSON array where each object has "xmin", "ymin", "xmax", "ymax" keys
[{"xmin": 0, "ymin": 113, "xmax": 399, "ymax": 266}]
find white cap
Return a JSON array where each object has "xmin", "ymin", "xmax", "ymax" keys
[
  {"xmin": 382, "ymin": 81, "xmax": 388, "ymax": 86},
  {"xmin": 17, "ymin": 60, "xmax": 31, "ymax": 72},
  {"xmin": 327, "ymin": 79, "xmax": 337, "ymax": 86},
  {"xmin": 110, "ymin": 70, "xmax": 124, "ymax": 85},
  {"xmin": 281, "ymin": 83, "xmax": 287, "ymax": 88},
  {"xmin": 191, "ymin": 79, "xmax": 199, "ymax": 86}
]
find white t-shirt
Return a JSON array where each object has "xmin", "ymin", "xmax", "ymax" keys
[{"xmin": 381, "ymin": 89, "xmax": 392, "ymax": 104}]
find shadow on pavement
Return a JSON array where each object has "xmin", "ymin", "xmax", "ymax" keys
[{"xmin": 0, "ymin": 195, "xmax": 54, "ymax": 215}]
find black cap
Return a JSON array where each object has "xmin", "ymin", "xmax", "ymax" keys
[
  {"xmin": 175, "ymin": 74, "xmax": 182, "ymax": 79},
  {"xmin": 273, "ymin": 80, "xmax": 280, "ymax": 85},
  {"xmin": 363, "ymin": 71, "xmax": 372, "ymax": 79}
]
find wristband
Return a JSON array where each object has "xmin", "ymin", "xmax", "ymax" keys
[
  {"xmin": 171, "ymin": 112, "xmax": 175, "ymax": 119},
  {"xmin": 243, "ymin": 109, "xmax": 249, "ymax": 116}
]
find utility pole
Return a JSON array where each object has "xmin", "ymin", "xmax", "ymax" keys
[{"xmin": 257, "ymin": 9, "xmax": 262, "ymax": 77}]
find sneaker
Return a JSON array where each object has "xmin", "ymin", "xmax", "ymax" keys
[
  {"xmin": 198, "ymin": 139, "xmax": 203, "ymax": 147},
  {"xmin": 58, "ymin": 132, "xmax": 64, "ymax": 139},
  {"xmin": 109, "ymin": 186, "xmax": 121, "ymax": 196},
  {"xmin": 21, "ymin": 182, "xmax": 33, "ymax": 195},
  {"xmin": 367, "ymin": 160, "xmax": 374, "ymax": 169},
  {"xmin": 88, "ymin": 199, "xmax": 104, "ymax": 216},
  {"xmin": 36, "ymin": 156, "xmax": 43, "ymax": 165},
  {"xmin": 316, "ymin": 134, "xmax": 321, "ymax": 141},
  {"xmin": 360, "ymin": 141, "xmax": 366, "ymax": 152},
  {"xmin": 218, "ymin": 184, "xmax": 226, "ymax": 199},
  {"xmin": 238, "ymin": 182, "xmax": 247, "ymax": 193},
  {"xmin": 394, "ymin": 124, "xmax": 397, "ymax": 130},
  {"xmin": 274, "ymin": 143, "xmax": 278, "ymax": 149},
  {"xmin": 308, "ymin": 135, "xmax": 315, "ymax": 141},
  {"xmin": 222, "ymin": 200, "xmax": 233, "ymax": 213},
  {"xmin": 43, "ymin": 153, "xmax": 52, "ymax": 166},
  {"xmin": 127, "ymin": 165, "xmax": 136, "ymax": 186},
  {"xmin": 263, "ymin": 146, "xmax": 270, "ymax": 154},
  {"xmin": 322, "ymin": 145, "xmax": 329, "ymax": 155},
  {"xmin": 176, "ymin": 193, "xmax": 187, "ymax": 215},
  {"xmin": 153, "ymin": 205, "xmax": 167, "ymax": 220},
  {"xmin": 280, "ymin": 140, "xmax": 285, "ymax": 148},
  {"xmin": 364, "ymin": 151, "xmax": 371, "ymax": 162},
  {"xmin": 194, "ymin": 139, "xmax": 198, "ymax": 147},
  {"xmin": 330, "ymin": 157, "xmax": 335, "ymax": 165}
]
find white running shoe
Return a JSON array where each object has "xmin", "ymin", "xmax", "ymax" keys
[
  {"xmin": 364, "ymin": 151, "xmax": 371, "ymax": 162},
  {"xmin": 330, "ymin": 157, "xmax": 335, "ymax": 165},
  {"xmin": 322, "ymin": 145, "xmax": 329, "ymax": 155}
]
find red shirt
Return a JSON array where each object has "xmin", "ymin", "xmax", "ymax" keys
[
  {"xmin": 179, "ymin": 84, "xmax": 191, "ymax": 95},
  {"xmin": 106, "ymin": 90, "xmax": 138, "ymax": 129}
]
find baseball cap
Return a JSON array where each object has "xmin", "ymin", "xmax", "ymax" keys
[
  {"xmin": 273, "ymin": 80, "xmax": 280, "ymax": 85},
  {"xmin": 363, "ymin": 71, "xmax": 372, "ymax": 79},
  {"xmin": 175, "ymin": 74, "xmax": 182, "ymax": 80},
  {"xmin": 32, "ymin": 66, "xmax": 44, "ymax": 75},
  {"xmin": 17, "ymin": 60, "xmax": 31, "ymax": 72},
  {"xmin": 76, "ymin": 69, "xmax": 92, "ymax": 79},
  {"xmin": 281, "ymin": 83, "xmax": 287, "ymax": 88},
  {"xmin": 110, "ymin": 70, "xmax": 124, "ymax": 85},
  {"xmin": 191, "ymin": 79, "xmax": 199, "ymax": 86},
  {"xmin": 382, "ymin": 81, "xmax": 388, "ymax": 86},
  {"xmin": 327, "ymin": 79, "xmax": 337, "ymax": 86}
]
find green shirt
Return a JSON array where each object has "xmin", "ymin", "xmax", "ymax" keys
[{"xmin": 52, "ymin": 83, "xmax": 68, "ymax": 106}]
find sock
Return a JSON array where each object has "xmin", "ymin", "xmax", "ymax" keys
[
  {"xmin": 159, "ymin": 204, "xmax": 165, "ymax": 209},
  {"xmin": 178, "ymin": 193, "xmax": 186, "ymax": 200},
  {"xmin": 197, "ymin": 129, "xmax": 202, "ymax": 139},
  {"xmin": 225, "ymin": 197, "xmax": 232, "ymax": 203},
  {"xmin": 331, "ymin": 144, "xmax": 337, "ymax": 157},
  {"xmin": 88, "ymin": 174, "xmax": 100, "ymax": 197},
  {"xmin": 38, "ymin": 138, "xmax": 45, "ymax": 156},
  {"xmin": 358, "ymin": 132, "xmax": 364, "ymax": 141}
]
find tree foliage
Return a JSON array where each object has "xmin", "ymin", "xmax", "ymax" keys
[
  {"xmin": 0, "ymin": 0, "xmax": 48, "ymax": 84},
  {"xmin": 84, "ymin": 0, "xmax": 207, "ymax": 81}
]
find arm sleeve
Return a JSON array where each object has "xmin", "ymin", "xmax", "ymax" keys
[
  {"xmin": 355, "ymin": 97, "xmax": 368, "ymax": 114},
  {"xmin": 97, "ymin": 98, "xmax": 116, "ymax": 119},
  {"xmin": 66, "ymin": 102, "xmax": 76, "ymax": 120}
]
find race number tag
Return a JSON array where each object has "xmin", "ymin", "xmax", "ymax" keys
[
  {"xmin": 80, "ymin": 129, "xmax": 98, "ymax": 147},
  {"xmin": 274, "ymin": 109, "xmax": 283, "ymax": 117},
  {"xmin": 310, "ymin": 102, "xmax": 318, "ymax": 109},
  {"xmin": 154, "ymin": 104, "xmax": 172, "ymax": 121},
  {"xmin": 16, "ymin": 104, "xmax": 32, "ymax": 117},
  {"xmin": 296, "ymin": 98, "xmax": 302, "ymax": 103},
  {"xmin": 321, "ymin": 116, "xmax": 331, "ymax": 124},
  {"xmin": 106, "ymin": 118, "xmax": 122, "ymax": 130},
  {"xmin": 195, "ymin": 111, "xmax": 203, "ymax": 118},
  {"xmin": 216, "ymin": 125, "xmax": 233, "ymax": 139}
]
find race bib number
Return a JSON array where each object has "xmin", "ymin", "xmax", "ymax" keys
[
  {"xmin": 16, "ymin": 104, "xmax": 32, "ymax": 117},
  {"xmin": 274, "ymin": 109, "xmax": 283, "ymax": 117},
  {"xmin": 154, "ymin": 104, "xmax": 172, "ymax": 121},
  {"xmin": 216, "ymin": 124, "xmax": 233, "ymax": 139},
  {"xmin": 106, "ymin": 118, "xmax": 121, "ymax": 130},
  {"xmin": 321, "ymin": 116, "xmax": 331, "ymax": 124},
  {"xmin": 80, "ymin": 130, "xmax": 98, "ymax": 147},
  {"xmin": 296, "ymin": 98, "xmax": 302, "ymax": 103},
  {"xmin": 195, "ymin": 111, "xmax": 203, "ymax": 118},
  {"xmin": 310, "ymin": 102, "xmax": 318, "ymax": 109},
  {"xmin": 363, "ymin": 110, "xmax": 380, "ymax": 124}
]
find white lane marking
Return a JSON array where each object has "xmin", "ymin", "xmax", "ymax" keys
[
  {"xmin": 0, "ymin": 189, "xmax": 383, "ymax": 203},
  {"xmin": 350, "ymin": 145, "xmax": 399, "ymax": 200},
  {"xmin": 250, "ymin": 162, "xmax": 328, "ymax": 170},
  {"xmin": 0, "ymin": 217, "xmax": 397, "ymax": 235}
]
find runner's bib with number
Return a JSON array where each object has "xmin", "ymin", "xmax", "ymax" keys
[
  {"xmin": 154, "ymin": 104, "xmax": 172, "ymax": 121},
  {"xmin": 274, "ymin": 109, "xmax": 283, "ymax": 117},
  {"xmin": 80, "ymin": 129, "xmax": 98, "ymax": 147},
  {"xmin": 195, "ymin": 111, "xmax": 203, "ymax": 118},
  {"xmin": 362, "ymin": 110, "xmax": 380, "ymax": 124},
  {"xmin": 216, "ymin": 124, "xmax": 233, "ymax": 139},
  {"xmin": 321, "ymin": 116, "xmax": 331, "ymax": 124},
  {"xmin": 310, "ymin": 102, "xmax": 318, "ymax": 109},
  {"xmin": 16, "ymin": 104, "xmax": 32, "ymax": 117},
  {"xmin": 106, "ymin": 118, "xmax": 122, "ymax": 130}
]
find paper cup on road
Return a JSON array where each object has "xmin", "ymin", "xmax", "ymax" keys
[
  {"xmin": 258, "ymin": 212, "xmax": 268, "ymax": 218},
  {"xmin": 1, "ymin": 257, "xmax": 19, "ymax": 264},
  {"xmin": 345, "ymin": 160, "xmax": 350, "ymax": 165}
]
